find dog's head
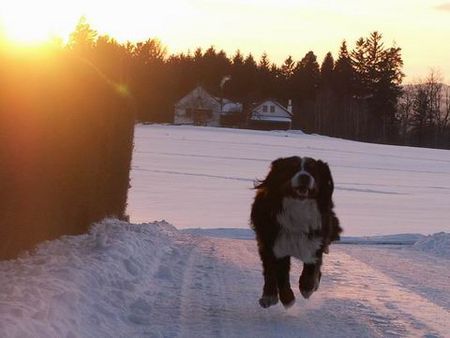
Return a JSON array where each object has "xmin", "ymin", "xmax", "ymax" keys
[{"xmin": 255, "ymin": 156, "xmax": 334, "ymax": 205}]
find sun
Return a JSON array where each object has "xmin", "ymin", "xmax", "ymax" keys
[
  {"xmin": 1, "ymin": 23, "xmax": 53, "ymax": 45},
  {"xmin": 0, "ymin": 1, "xmax": 79, "ymax": 45}
]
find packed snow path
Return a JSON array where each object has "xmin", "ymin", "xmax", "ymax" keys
[{"xmin": 1, "ymin": 220, "xmax": 449, "ymax": 337}]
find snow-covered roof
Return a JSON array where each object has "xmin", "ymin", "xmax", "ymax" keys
[
  {"xmin": 252, "ymin": 99, "xmax": 292, "ymax": 117},
  {"xmin": 250, "ymin": 115, "xmax": 291, "ymax": 122},
  {"xmin": 221, "ymin": 102, "xmax": 243, "ymax": 113}
]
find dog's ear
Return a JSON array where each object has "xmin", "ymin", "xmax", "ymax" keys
[
  {"xmin": 271, "ymin": 156, "xmax": 302, "ymax": 171},
  {"xmin": 317, "ymin": 160, "xmax": 334, "ymax": 205},
  {"xmin": 254, "ymin": 157, "xmax": 299, "ymax": 190},
  {"xmin": 270, "ymin": 157, "xmax": 288, "ymax": 169}
]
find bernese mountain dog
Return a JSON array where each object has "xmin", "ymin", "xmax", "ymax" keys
[{"xmin": 251, "ymin": 156, "xmax": 342, "ymax": 308}]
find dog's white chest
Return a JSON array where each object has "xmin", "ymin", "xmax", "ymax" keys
[
  {"xmin": 273, "ymin": 198, "xmax": 322, "ymax": 263},
  {"xmin": 276, "ymin": 198, "xmax": 322, "ymax": 232}
]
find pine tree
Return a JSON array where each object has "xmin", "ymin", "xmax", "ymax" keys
[
  {"xmin": 350, "ymin": 37, "xmax": 369, "ymax": 97},
  {"xmin": 350, "ymin": 32, "xmax": 404, "ymax": 141},
  {"xmin": 232, "ymin": 50, "xmax": 244, "ymax": 67},
  {"xmin": 68, "ymin": 17, "xmax": 97, "ymax": 51},
  {"xmin": 133, "ymin": 39, "xmax": 167, "ymax": 65},
  {"xmin": 291, "ymin": 51, "xmax": 320, "ymax": 130},
  {"xmin": 292, "ymin": 51, "xmax": 320, "ymax": 101},
  {"xmin": 259, "ymin": 52, "xmax": 271, "ymax": 70},
  {"xmin": 258, "ymin": 52, "xmax": 274, "ymax": 98},
  {"xmin": 320, "ymin": 52, "xmax": 334, "ymax": 89},
  {"xmin": 242, "ymin": 53, "xmax": 258, "ymax": 99},
  {"xmin": 280, "ymin": 56, "xmax": 295, "ymax": 80},
  {"xmin": 333, "ymin": 41, "xmax": 355, "ymax": 98},
  {"xmin": 227, "ymin": 50, "xmax": 245, "ymax": 101},
  {"xmin": 276, "ymin": 56, "xmax": 296, "ymax": 102},
  {"xmin": 315, "ymin": 52, "xmax": 335, "ymax": 134}
]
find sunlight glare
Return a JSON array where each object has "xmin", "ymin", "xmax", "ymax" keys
[{"xmin": 1, "ymin": 0, "xmax": 79, "ymax": 44}]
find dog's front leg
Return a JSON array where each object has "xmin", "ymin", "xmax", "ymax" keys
[
  {"xmin": 276, "ymin": 256, "xmax": 295, "ymax": 308},
  {"xmin": 299, "ymin": 254, "xmax": 322, "ymax": 299},
  {"xmin": 259, "ymin": 249, "xmax": 279, "ymax": 308}
]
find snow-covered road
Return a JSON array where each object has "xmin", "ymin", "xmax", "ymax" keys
[{"xmin": 1, "ymin": 220, "xmax": 448, "ymax": 337}]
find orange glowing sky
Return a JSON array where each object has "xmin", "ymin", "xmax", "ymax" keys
[{"xmin": 1, "ymin": 0, "xmax": 449, "ymax": 82}]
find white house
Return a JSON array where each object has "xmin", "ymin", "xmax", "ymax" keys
[
  {"xmin": 174, "ymin": 86, "xmax": 242, "ymax": 126},
  {"xmin": 249, "ymin": 99, "xmax": 292, "ymax": 130}
]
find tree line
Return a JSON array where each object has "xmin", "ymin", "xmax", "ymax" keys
[
  {"xmin": 398, "ymin": 71, "xmax": 450, "ymax": 148},
  {"xmin": 66, "ymin": 18, "xmax": 448, "ymax": 148}
]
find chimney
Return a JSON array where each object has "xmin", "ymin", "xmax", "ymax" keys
[{"xmin": 287, "ymin": 99, "xmax": 292, "ymax": 114}]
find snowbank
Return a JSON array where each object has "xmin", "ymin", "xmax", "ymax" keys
[
  {"xmin": 0, "ymin": 219, "xmax": 179, "ymax": 337},
  {"xmin": 413, "ymin": 232, "xmax": 450, "ymax": 258},
  {"xmin": 340, "ymin": 234, "xmax": 425, "ymax": 245},
  {"xmin": 183, "ymin": 227, "xmax": 255, "ymax": 240},
  {"xmin": 183, "ymin": 228, "xmax": 426, "ymax": 245}
]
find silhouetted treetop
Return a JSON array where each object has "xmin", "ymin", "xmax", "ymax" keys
[{"xmin": 68, "ymin": 17, "xmax": 97, "ymax": 50}]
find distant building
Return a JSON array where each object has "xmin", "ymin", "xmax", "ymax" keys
[
  {"xmin": 249, "ymin": 99, "xmax": 292, "ymax": 130},
  {"xmin": 174, "ymin": 86, "xmax": 242, "ymax": 126}
]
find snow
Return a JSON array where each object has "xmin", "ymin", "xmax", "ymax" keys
[
  {"xmin": 183, "ymin": 228, "xmax": 427, "ymax": 245},
  {"xmin": 340, "ymin": 233, "xmax": 426, "ymax": 245},
  {"xmin": 413, "ymin": 232, "xmax": 450, "ymax": 258},
  {"xmin": 127, "ymin": 124, "xmax": 450, "ymax": 236},
  {"xmin": 1, "ymin": 219, "xmax": 449, "ymax": 337},
  {"xmin": 184, "ymin": 227, "xmax": 256, "ymax": 240},
  {"xmin": 1, "ymin": 124, "xmax": 449, "ymax": 337},
  {"xmin": 0, "ymin": 219, "xmax": 180, "ymax": 337},
  {"xmin": 250, "ymin": 115, "xmax": 292, "ymax": 122}
]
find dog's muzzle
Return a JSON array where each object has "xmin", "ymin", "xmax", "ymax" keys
[{"xmin": 292, "ymin": 173, "xmax": 315, "ymax": 199}]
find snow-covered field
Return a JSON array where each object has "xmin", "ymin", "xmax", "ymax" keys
[
  {"xmin": 1, "ymin": 219, "xmax": 449, "ymax": 337},
  {"xmin": 1, "ymin": 124, "xmax": 449, "ymax": 337},
  {"xmin": 128, "ymin": 124, "xmax": 450, "ymax": 236}
]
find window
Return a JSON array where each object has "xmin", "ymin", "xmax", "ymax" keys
[
  {"xmin": 262, "ymin": 105, "xmax": 268, "ymax": 113},
  {"xmin": 270, "ymin": 105, "xmax": 275, "ymax": 113}
]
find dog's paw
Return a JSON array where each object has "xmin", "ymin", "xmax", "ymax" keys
[
  {"xmin": 299, "ymin": 281, "xmax": 319, "ymax": 299},
  {"xmin": 299, "ymin": 272, "xmax": 321, "ymax": 299},
  {"xmin": 259, "ymin": 295, "xmax": 279, "ymax": 308},
  {"xmin": 279, "ymin": 287, "xmax": 295, "ymax": 308},
  {"xmin": 299, "ymin": 288, "xmax": 314, "ymax": 299}
]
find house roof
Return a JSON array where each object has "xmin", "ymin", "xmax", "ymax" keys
[
  {"xmin": 252, "ymin": 99, "xmax": 292, "ymax": 117},
  {"xmin": 174, "ymin": 86, "xmax": 214, "ymax": 108},
  {"xmin": 175, "ymin": 86, "xmax": 241, "ymax": 110}
]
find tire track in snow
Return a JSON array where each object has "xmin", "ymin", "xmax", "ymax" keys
[
  {"xmin": 176, "ymin": 237, "xmax": 311, "ymax": 338},
  {"xmin": 125, "ymin": 235, "xmax": 197, "ymax": 337},
  {"xmin": 175, "ymin": 237, "xmax": 450, "ymax": 338},
  {"xmin": 324, "ymin": 248, "xmax": 449, "ymax": 337},
  {"xmin": 122, "ymin": 231, "xmax": 449, "ymax": 337},
  {"xmin": 178, "ymin": 239, "xmax": 228, "ymax": 337}
]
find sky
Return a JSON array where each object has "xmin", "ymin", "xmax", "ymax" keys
[{"xmin": 1, "ymin": 0, "xmax": 449, "ymax": 82}]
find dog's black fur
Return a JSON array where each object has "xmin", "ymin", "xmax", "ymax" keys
[{"xmin": 251, "ymin": 156, "xmax": 342, "ymax": 308}]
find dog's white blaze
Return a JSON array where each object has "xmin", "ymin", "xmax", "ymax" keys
[
  {"xmin": 273, "ymin": 197, "xmax": 322, "ymax": 263},
  {"xmin": 290, "ymin": 158, "xmax": 316, "ymax": 190}
]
